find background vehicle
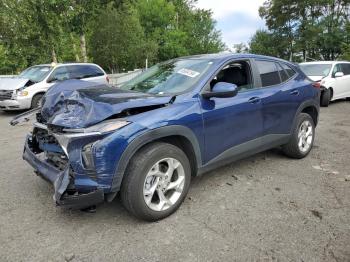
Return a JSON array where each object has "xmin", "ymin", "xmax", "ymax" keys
[
  {"xmin": 17, "ymin": 53, "xmax": 320, "ymax": 221},
  {"xmin": 0, "ymin": 63, "xmax": 108, "ymax": 111},
  {"xmin": 300, "ymin": 61, "xmax": 350, "ymax": 107}
]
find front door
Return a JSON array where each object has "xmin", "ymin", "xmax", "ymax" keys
[
  {"xmin": 199, "ymin": 60, "xmax": 264, "ymax": 164},
  {"xmin": 335, "ymin": 63, "xmax": 350, "ymax": 99}
]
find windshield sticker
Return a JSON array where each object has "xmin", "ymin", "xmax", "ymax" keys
[
  {"xmin": 177, "ymin": 68, "xmax": 200, "ymax": 78},
  {"xmin": 40, "ymin": 68, "xmax": 50, "ymax": 72}
]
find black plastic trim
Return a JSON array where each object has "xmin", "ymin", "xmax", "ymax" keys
[
  {"xmin": 198, "ymin": 134, "xmax": 290, "ymax": 175},
  {"xmin": 110, "ymin": 125, "xmax": 202, "ymax": 192},
  {"xmin": 291, "ymin": 99, "xmax": 320, "ymax": 130}
]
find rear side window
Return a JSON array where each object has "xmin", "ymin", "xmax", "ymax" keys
[
  {"xmin": 340, "ymin": 64, "xmax": 350, "ymax": 75},
  {"xmin": 68, "ymin": 65, "xmax": 104, "ymax": 79},
  {"xmin": 256, "ymin": 60, "xmax": 281, "ymax": 87}
]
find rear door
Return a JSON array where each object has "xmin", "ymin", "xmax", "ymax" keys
[
  {"xmin": 68, "ymin": 65, "xmax": 107, "ymax": 84},
  {"xmin": 255, "ymin": 60, "xmax": 301, "ymax": 136}
]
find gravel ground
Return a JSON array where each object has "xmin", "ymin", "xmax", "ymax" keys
[{"xmin": 0, "ymin": 101, "xmax": 349, "ymax": 262}]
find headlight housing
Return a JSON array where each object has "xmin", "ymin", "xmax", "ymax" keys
[
  {"xmin": 62, "ymin": 120, "xmax": 130, "ymax": 135},
  {"xmin": 13, "ymin": 86, "xmax": 28, "ymax": 98}
]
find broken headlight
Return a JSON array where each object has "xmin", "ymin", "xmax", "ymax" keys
[{"xmin": 63, "ymin": 120, "xmax": 130, "ymax": 135}]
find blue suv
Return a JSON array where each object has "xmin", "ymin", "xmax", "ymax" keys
[{"xmin": 16, "ymin": 53, "xmax": 320, "ymax": 221}]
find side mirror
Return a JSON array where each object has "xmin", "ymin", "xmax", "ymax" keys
[
  {"xmin": 202, "ymin": 82, "xmax": 238, "ymax": 99},
  {"xmin": 335, "ymin": 72, "xmax": 344, "ymax": 78}
]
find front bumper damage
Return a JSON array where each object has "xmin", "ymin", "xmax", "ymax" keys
[{"xmin": 23, "ymin": 134, "xmax": 104, "ymax": 210}]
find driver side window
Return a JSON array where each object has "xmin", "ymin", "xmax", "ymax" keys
[
  {"xmin": 210, "ymin": 61, "xmax": 254, "ymax": 92},
  {"xmin": 332, "ymin": 64, "xmax": 342, "ymax": 77},
  {"xmin": 48, "ymin": 66, "xmax": 70, "ymax": 82}
]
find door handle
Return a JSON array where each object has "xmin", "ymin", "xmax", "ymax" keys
[
  {"xmin": 248, "ymin": 97, "xmax": 261, "ymax": 104},
  {"xmin": 290, "ymin": 89, "xmax": 300, "ymax": 96}
]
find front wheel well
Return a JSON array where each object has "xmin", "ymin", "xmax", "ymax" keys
[
  {"xmin": 32, "ymin": 91, "xmax": 46, "ymax": 98},
  {"xmin": 301, "ymin": 106, "xmax": 318, "ymax": 126},
  {"xmin": 134, "ymin": 136, "xmax": 198, "ymax": 177}
]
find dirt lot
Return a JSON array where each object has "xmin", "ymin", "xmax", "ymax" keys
[{"xmin": 0, "ymin": 101, "xmax": 349, "ymax": 262}]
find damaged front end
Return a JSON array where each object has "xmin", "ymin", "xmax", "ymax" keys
[
  {"xmin": 13, "ymin": 80, "xmax": 174, "ymax": 209},
  {"xmin": 23, "ymin": 121, "xmax": 106, "ymax": 209}
]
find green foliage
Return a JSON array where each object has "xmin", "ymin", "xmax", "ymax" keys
[
  {"xmin": 249, "ymin": 30, "xmax": 290, "ymax": 58},
  {"xmin": 89, "ymin": 4, "xmax": 156, "ymax": 72},
  {"xmin": 253, "ymin": 0, "xmax": 350, "ymax": 61},
  {"xmin": 233, "ymin": 43, "xmax": 249, "ymax": 53},
  {"xmin": 0, "ymin": 0, "xmax": 224, "ymax": 74}
]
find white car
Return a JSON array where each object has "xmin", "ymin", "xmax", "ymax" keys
[
  {"xmin": 0, "ymin": 63, "xmax": 109, "ymax": 111},
  {"xmin": 300, "ymin": 61, "xmax": 350, "ymax": 106}
]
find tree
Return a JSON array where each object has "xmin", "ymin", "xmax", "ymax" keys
[
  {"xmin": 0, "ymin": 0, "xmax": 224, "ymax": 74},
  {"xmin": 258, "ymin": 0, "xmax": 350, "ymax": 61},
  {"xmin": 249, "ymin": 30, "xmax": 290, "ymax": 59},
  {"xmin": 67, "ymin": 0, "xmax": 102, "ymax": 62},
  {"xmin": 233, "ymin": 43, "xmax": 249, "ymax": 53},
  {"xmin": 89, "ymin": 4, "xmax": 156, "ymax": 72}
]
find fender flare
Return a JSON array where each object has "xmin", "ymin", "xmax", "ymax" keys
[
  {"xmin": 291, "ymin": 99, "xmax": 320, "ymax": 132},
  {"xmin": 110, "ymin": 125, "xmax": 202, "ymax": 192}
]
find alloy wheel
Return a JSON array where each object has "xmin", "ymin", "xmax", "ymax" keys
[
  {"xmin": 143, "ymin": 158, "xmax": 185, "ymax": 212},
  {"xmin": 298, "ymin": 120, "xmax": 313, "ymax": 153}
]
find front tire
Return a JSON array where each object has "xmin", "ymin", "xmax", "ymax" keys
[
  {"xmin": 320, "ymin": 89, "xmax": 331, "ymax": 107},
  {"xmin": 31, "ymin": 93, "xmax": 44, "ymax": 109},
  {"xmin": 282, "ymin": 113, "xmax": 315, "ymax": 159},
  {"xmin": 120, "ymin": 142, "xmax": 191, "ymax": 221}
]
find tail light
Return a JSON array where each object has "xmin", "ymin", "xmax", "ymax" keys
[
  {"xmin": 106, "ymin": 75, "xmax": 110, "ymax": 83},
  {"xmin": 312, "ymin": 82, "xmax": 321, "ymax": 89}
]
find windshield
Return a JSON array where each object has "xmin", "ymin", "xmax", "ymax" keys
[
  {"xmin": 19, "ymin": 66, "xmax": 52, "ymax": 82},
  {"xmin": 300, "ymin": 64, "xmax": 332, "ymax": 77},
  {"xmin": 120, "ymin": 59, "xmax": 214, "ymax": 95}
]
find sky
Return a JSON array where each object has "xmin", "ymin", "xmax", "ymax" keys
[{"xmin": 195, "ymin": 0, "xmax": 266, "ymax": 49}]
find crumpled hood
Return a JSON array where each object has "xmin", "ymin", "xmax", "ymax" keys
[
  {"xmin": 41, "ymin": 80, "xmax": 173, "ymax": 129},
  {"xmin": 0, "ymin": 77, "xmax": 30, "ymax": 90}
]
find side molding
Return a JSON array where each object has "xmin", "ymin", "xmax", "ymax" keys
[{"xmin": 198, "ymin": 134, "xmax": 290, "ymax": 175}]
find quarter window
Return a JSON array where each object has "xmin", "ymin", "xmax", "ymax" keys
[
  {"xmin": 256, "ymin": 60, "xmax": 281, "ymax": 87},
  {"xmin": 277, "ymin": 64, "xmax": 289, "ymax": 82},
  {"xmin": 281, "ymin": 63, "xmax": 296, "ymax": 78}
]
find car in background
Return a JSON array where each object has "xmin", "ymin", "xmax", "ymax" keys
[
  {"xmin": 14, "ymin": 53, "xmax": 320, "ymax": 221},
  {"xmin": 0, "ymin": 63, "xmax": 109, "ymax": 111},
  {"xmin": 300, "ymin": 61, "xmax": 350, "ymax": 107}
]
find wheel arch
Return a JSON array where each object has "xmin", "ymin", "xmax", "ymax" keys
[
  {"xmin": 110, "ymin": 125, "xmax": 202, "ymax": 194},
  {"xmin": 32, "ymin": 91, "xmax": 46, "ymax": 98},
  {"xmin": 30, "ymin": 91, "xmax": 46, "ymax": 108},
  {"xmin": 293, "ymin": 100, "xmax": 320, "ymax": 130}
]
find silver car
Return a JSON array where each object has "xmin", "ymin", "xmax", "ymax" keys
[{"xmin": 0, "ymin": 63, "xmax": 109, "ymax": 111}]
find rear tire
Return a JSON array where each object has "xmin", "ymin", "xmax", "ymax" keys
[
  {"xmin": 31, "ymin": 93, "xmax": 44, "ymax": 109},
  {"xmin": 120, "ymin": 142, "xmax": 191, "ymax": 221},
  {"xmin": 320, "ymin": 89, "xmax": 331, "ymax": 107},
  {"xmin": 283, "ymin": 113, "xmax": 315, "ymax": 159}
]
